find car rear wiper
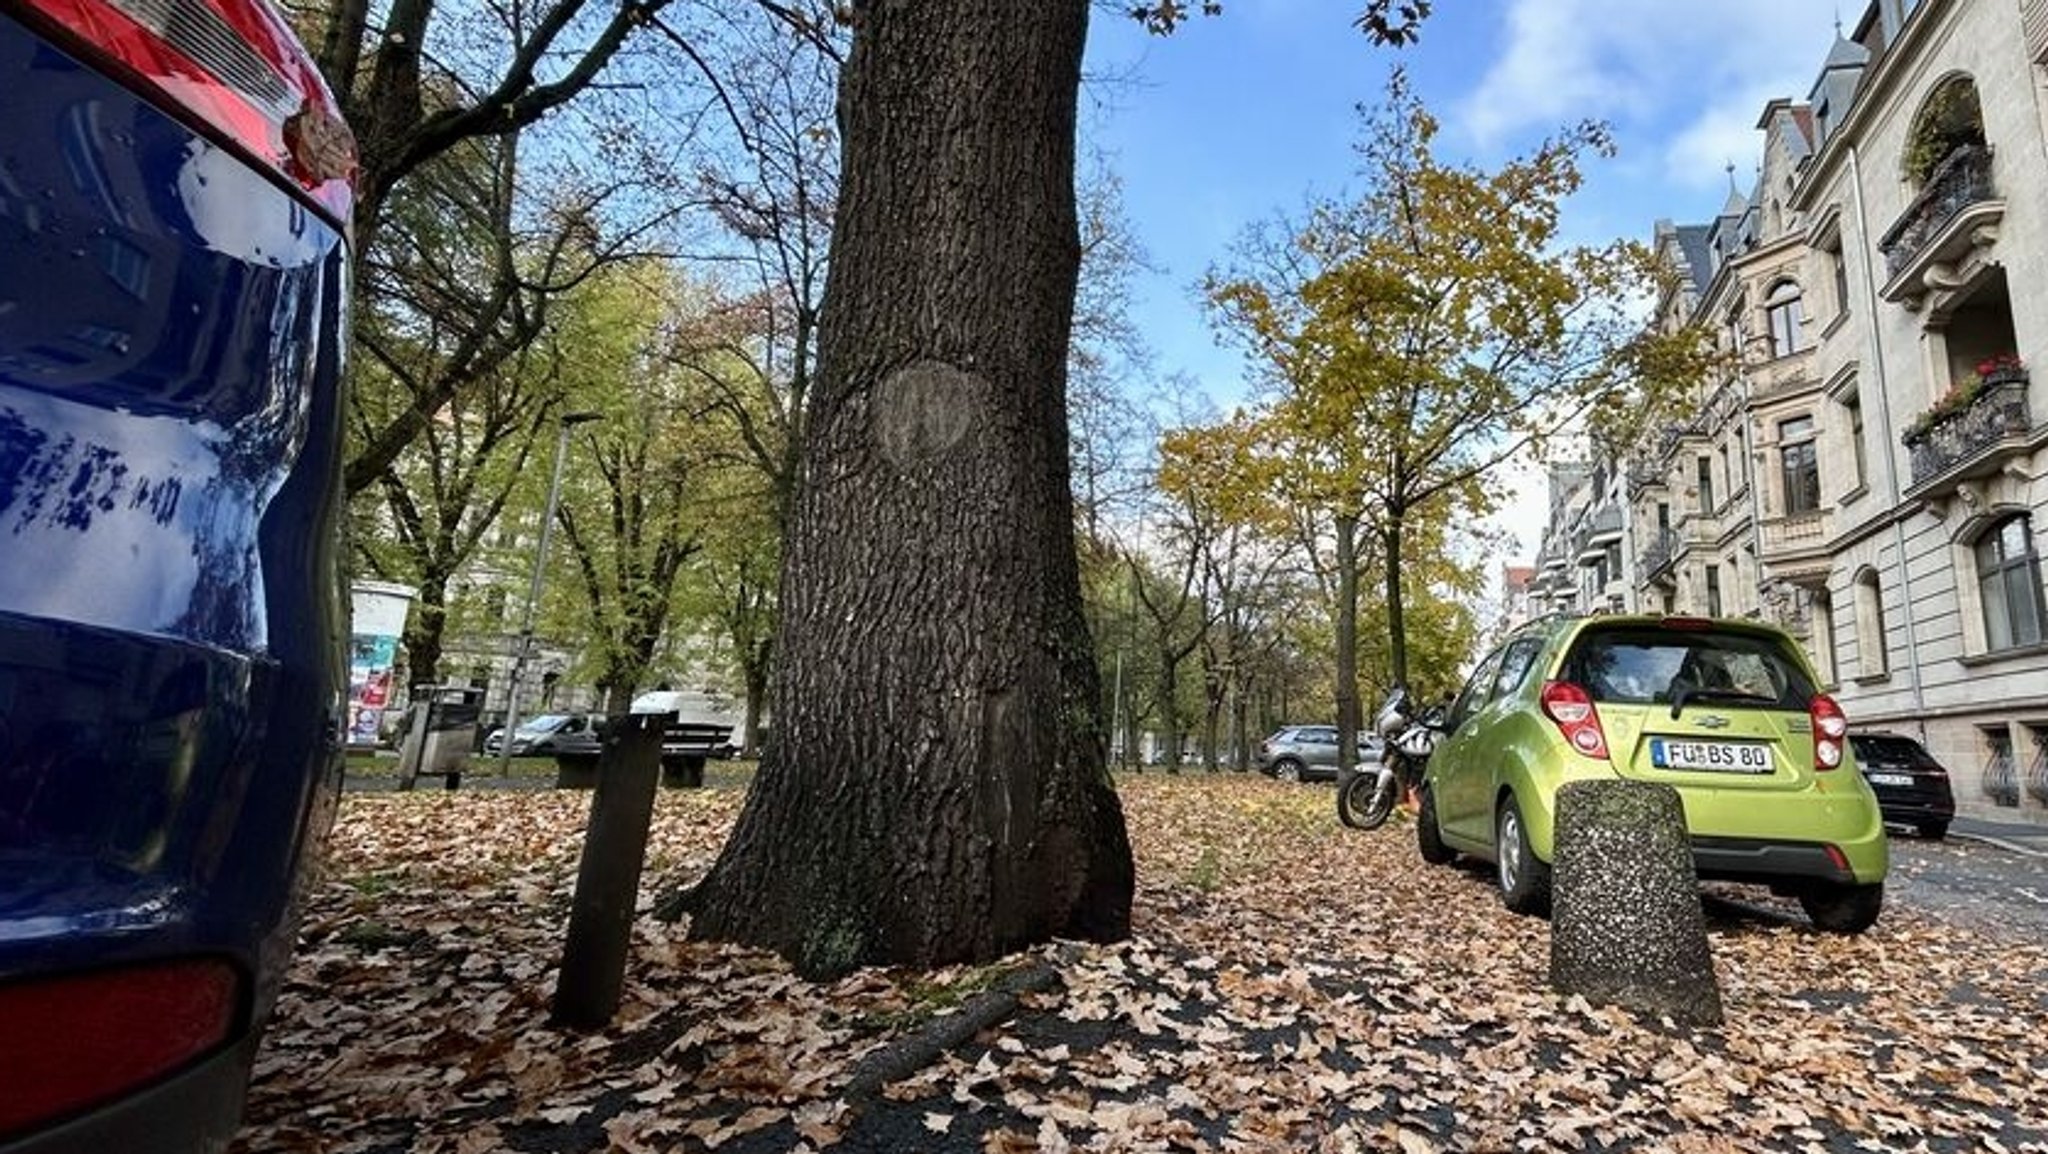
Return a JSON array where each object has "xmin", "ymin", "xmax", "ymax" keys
[{"xmin": 1668, "ymin": 685, "xmax": 1780, "ymax": 719}]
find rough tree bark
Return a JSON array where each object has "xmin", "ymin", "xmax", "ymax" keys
[{"xmin": 686, "ymin": 0, "xmax": 1134, "ymax": 978}]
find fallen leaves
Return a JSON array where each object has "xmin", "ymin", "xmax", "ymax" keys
[{"xmin": 231, "ymin": 777, "xmax": 2048, "ymax": 1153}]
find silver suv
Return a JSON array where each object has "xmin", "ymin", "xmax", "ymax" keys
[{"xmin": 1257, "ymin": 725, "xmax": 1385, "ymax": 782}]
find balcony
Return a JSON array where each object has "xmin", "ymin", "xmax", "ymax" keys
[
  {"xmin": 1902, "ymin": 373, "xmax": 2035, "ymax": 492},
  {"xmin": 1626, "ymin": 458, "xmax": 1665, "ymax": 496},
  {"xmin": 1576, "ymin": 504, "xmax": 1623, "ymax": 565},
  {"xmin": 1636, "ymin": 528, "xmax": 1679, "ymax": 587},
  {"xmin": 1759, "ymin": 511, "xmax": 1829, "ymax": 555},
  {"xmin": 1878, "ymin": 146, "xmax": 2002, "ymax": 308}
]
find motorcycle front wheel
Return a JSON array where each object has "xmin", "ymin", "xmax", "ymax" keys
[{"xmin": 1338, "ymin": 769, "xmax": 1397, "ymax": 831}]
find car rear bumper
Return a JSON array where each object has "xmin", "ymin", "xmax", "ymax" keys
[
  {"xmin": 0, "ymin": 1031, "xmax": 258, "ymax": 1154},
  {"xmin": 1869, "ymin": 786, "xmax": 1955, "ymax": 827},
  {"xmin": 1689, "ymin": 836, "xmax": 1862, "ymax": 885}
]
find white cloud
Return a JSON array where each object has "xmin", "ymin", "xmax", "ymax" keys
[{"xmin": 1457, "ymin": 0, "xmax": 1842, "ymax": 186}]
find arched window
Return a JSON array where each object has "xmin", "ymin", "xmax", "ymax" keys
[
  {"xmin": 1904, "ymin": 75, "xmax": 1985, "ymax": 187},
  {"xmin": 1854, "ymin": 569, "xmax": 1889, "ymax": 677},
  {"xmin": 1975, "ymin": 514, "xmax": 2047, "ymax": 650},
  {"xmin": 1765, "ymin": 280, "xmax": 1804, "ymax": 357}
]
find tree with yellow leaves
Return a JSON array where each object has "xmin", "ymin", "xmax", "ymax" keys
[{"xmin": 1204, "ymin": 70, "xmax": 1714, "ymax": 777}]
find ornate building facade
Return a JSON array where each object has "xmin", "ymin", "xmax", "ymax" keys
[{"xmin": 1529, "ymin": 0, "xmax": 2048, "ymax": 817}]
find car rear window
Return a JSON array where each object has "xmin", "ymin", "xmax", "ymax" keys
[
  {"xmin": 1850, "ymin": 735, "xmax": 1935, "ymax": 765},
  {"xmin": 1560, "ymin": 625, "xmax": 1816, "ymax": 710}
]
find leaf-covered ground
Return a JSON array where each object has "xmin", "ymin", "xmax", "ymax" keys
[{"xmin": 235, "ymin": 775, "xmax": 2048, "ymax": 1153}]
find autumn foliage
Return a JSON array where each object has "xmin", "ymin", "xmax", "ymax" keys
[{"xmin": 236, "ymin": 777, "xmax": 2048, "ymax": 1152}]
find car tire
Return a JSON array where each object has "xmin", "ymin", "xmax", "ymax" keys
[
  {"xmin": 1274, "ymin": 758, "xmax": 1305, "ymax": 783},
  {"xmin": 1916, "ymin": 820, "xmax": 1949, "ymax": 841},
  {"xmin": 1495, "ymin": 795, "xmax": 1551, "ymax": 916},
  {"xmin": 1800, "ymin": 881, "xmax": 1883, "ymax": 934},
  {"xmin": 1416, "ymin": 784, "xmax": 1454, "ymax": 866}
]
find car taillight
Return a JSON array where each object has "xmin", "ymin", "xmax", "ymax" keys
[
  {"xmin": 1540, "ymin": 680, "xmax": 1610, "ymax": 761},
  {"xmin": 14, "ymin": 0, "xmax": 356, "ymax": 223},
  {"xmin": 1811, "ymin": 694, "xmax": 1848, "ymax": 771},
  {"xmin": 0, "ymin": 959, "xmax": 240, "ymax": 1135}
]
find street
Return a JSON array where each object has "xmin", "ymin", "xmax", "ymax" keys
[{"xmin": 1887, "ymin": 828, "xmax": 2048, "ymax": 940}]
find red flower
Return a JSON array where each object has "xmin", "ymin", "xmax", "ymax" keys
[{"xmin": 1976, "ymin": 353, "xmax": 2024, "ymax": 377}]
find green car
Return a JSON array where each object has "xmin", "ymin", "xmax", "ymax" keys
[{"xmin": 1417, "ymin": 614, "xmax": 1888, "ymax": 933}]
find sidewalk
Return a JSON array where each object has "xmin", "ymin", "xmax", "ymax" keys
[{"xmin": 1950, "ymin": 814, "xmax": 2048, "ymax": 858}]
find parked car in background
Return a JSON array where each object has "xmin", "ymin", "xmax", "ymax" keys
[
  {"xmin": 1418, "ymin": 615, "xmax": 1889, "ymax": 933},
  {"xmin": 0, "ymin": 0, "xmax": 356, "ymax": 1146},
  {"xmin": 1848, "ymin": 732, "xmax": 1957, "ymax": 840},
  {"xmin": 483, "ymin": 712, "xmax": 605, "ymax": 758},
  {"xmin": 1257, "ymin": 725, "xmax": 1386, "ymax": 782}
]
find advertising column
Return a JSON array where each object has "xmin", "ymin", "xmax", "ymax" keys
[{"xmin": 348, "ymin": 581, "xmax": 416, "ymax": 747}]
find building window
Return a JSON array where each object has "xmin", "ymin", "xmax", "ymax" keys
[
  {"xmin": 1844, "ymin": 391, "xmax": 1867, "ymax": 490},
  {"xmin": 1975, "ymin": 514, "xmax": 2047, "ymax": 651},
  {"xmin": 1765, "ymin": 280, "xmax": 1804, "ymax": 356},
  {"xmin": 1826, "ymin": 239, "xmax": 1850, "ymax": 318},
  {"xmin": 1855, "ymin": 570, "xmax": 1889, "ymax": 676},
  {"xmin": 1706, "ymin": 564, "xmax": 1723, "ymax": 617},
  {"xmin": 1697, "ymin": 456, "xmax": 1715, "ymax": 515},
  {"xmin": 1813, "ymin": 589, "xmax": 1839, "ymax": 685},
  {"xmin": 1779, "ymin": 416, "xmax": 1820, "ymax": 514},
  {"xmin": 1983, "ymin": 727, "xmax": 2019, "ymax": 807}
]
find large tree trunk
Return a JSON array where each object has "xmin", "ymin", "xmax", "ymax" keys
[
  {"xmin": 688, "ymin": 0, "xmax": 1133, "ymax": 978},
  {"xmin": 401, "ymin": 571, "xmax": 451, "ymax": 689},
  {"xmin": 1383, "ymin": 515, "xmax": 1409, "ymax": 689},
  {"xmin": 1333, "ymin": 512, "xmax": 1361, "ymax": 780}
]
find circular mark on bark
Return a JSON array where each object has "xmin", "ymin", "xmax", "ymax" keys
[{"xmin": 873, "ymin": 360, "xmax": 987, "ymax": 470}]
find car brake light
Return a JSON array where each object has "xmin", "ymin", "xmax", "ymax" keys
[
  {"xmin": 14, "ymin": 0, "xmax": 356, "ymax": 223},
  {"xmin": 0, "ymin": 959, "xmax": 240, "ymax": 1135},
  {"xmin": 1540, "ymin": 680, "xmax": 1610, "ymax": 761},
  {"xmin": 1810, "ymin": 694, "xmax": 1847, "ymax": 770},
  {"xmin": 1659, "ymin": 616, "xmax": 1715, "ymax": 630}
]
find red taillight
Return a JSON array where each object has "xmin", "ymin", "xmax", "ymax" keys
[
  {"xmin": 0, "ymin": 959, "xmax": 240, "ymax": 1135},
  {"xmin": 1660, "ymin": 616, "xmax": 1715, "ymax": 630},
  {"xmin": 1811, "ymin": 694, "xmax": 1848, "ymax": 771},
  {"xmin": 16, "ymin": 0, "xmax": 356, "ymax": 222},
  {"xmin": 1540, "ymin": 680, "xmax": 1610, "ymax": 761}
]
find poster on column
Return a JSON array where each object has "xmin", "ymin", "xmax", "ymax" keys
[{"xmin": 348, "ymin": 581, "xmax": 416, "ymax": 747}]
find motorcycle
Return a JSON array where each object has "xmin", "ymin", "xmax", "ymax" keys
[{"xmin": 1336, "ymin": 687, "xmax": 1443, "ymax": 831}]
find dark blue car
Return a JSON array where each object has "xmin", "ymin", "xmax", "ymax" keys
[{"xmin": 0, "ymin": 0, "xmax": 354, "ymax": 1146}]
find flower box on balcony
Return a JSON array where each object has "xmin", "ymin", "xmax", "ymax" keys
[{"xmin": 1902, "ymin": 372, "xmax": 2032, "ymax": 488}]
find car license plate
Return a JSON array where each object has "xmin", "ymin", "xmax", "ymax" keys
[
  {"xmin": 1649, "ymin": 738, "xmax": 1773, "ymax": 773},
  {"xmin": 1867, "ymin": 772, "xmax": 1914, "ymax": 787}
]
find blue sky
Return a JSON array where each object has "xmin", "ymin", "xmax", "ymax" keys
[{"xmin": 1079, "ymin": 0, "xmax": 1844, "ymax": 563}]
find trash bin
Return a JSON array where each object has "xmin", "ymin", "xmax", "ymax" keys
[{"xmin": 397, "ymin": 685, "xmax": 484, "ymax": 790}]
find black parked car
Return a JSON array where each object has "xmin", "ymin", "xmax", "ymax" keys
[{"xmin": 1849, "ymin": 732, "xmax": 1957, "ymax": 840}]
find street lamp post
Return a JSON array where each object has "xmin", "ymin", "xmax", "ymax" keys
[{"xmin": 499, "ymin": 410, "xmax": 601, "ymax": 774}]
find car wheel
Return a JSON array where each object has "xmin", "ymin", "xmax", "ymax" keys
[
  {"xmin": 1800, "ymin": 882, "xmax": 1883, "ymax": 934},
  {"xmin": 1917, "ymin": 820, "xmax": 1949, "ymax": 841},
  {"xmin": 1495, "ymin": 795, "xmax": 1551, "ymax": 916},
  {"xmin": 1416, "ymin": 784, "xmax": 1454, "ymax": 865},
  {"xmin": 1274, "ymin": 758, "xmax": 1304, "ymax": 783}
]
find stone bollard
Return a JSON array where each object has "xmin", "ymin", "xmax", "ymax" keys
[{"xmin": 1548, "ymin": 779, "xmax": 1723, "ymax": 1028}]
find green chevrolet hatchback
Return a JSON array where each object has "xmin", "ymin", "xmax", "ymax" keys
[{"xmin": 1417, "ymin": 614, "xmax": 1888, "ymax": 933}]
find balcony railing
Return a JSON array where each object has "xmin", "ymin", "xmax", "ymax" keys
[
  {"xmin": 1903, "ymin": 373, "xmax": 2032, "ymax": 488},
  {"xmin": 1879, "ymin": 145, "xmax": 1995, "ymax": 279}
]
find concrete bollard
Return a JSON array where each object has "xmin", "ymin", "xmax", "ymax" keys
[{"xmin": 1548, "ymin": 779, "xmax": 1723, "ymax": 1028}]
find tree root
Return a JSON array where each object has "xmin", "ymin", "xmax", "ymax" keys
[{"xmin": 841, "ymin": 958, "xmax": 1068, "ymax": 1106}]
